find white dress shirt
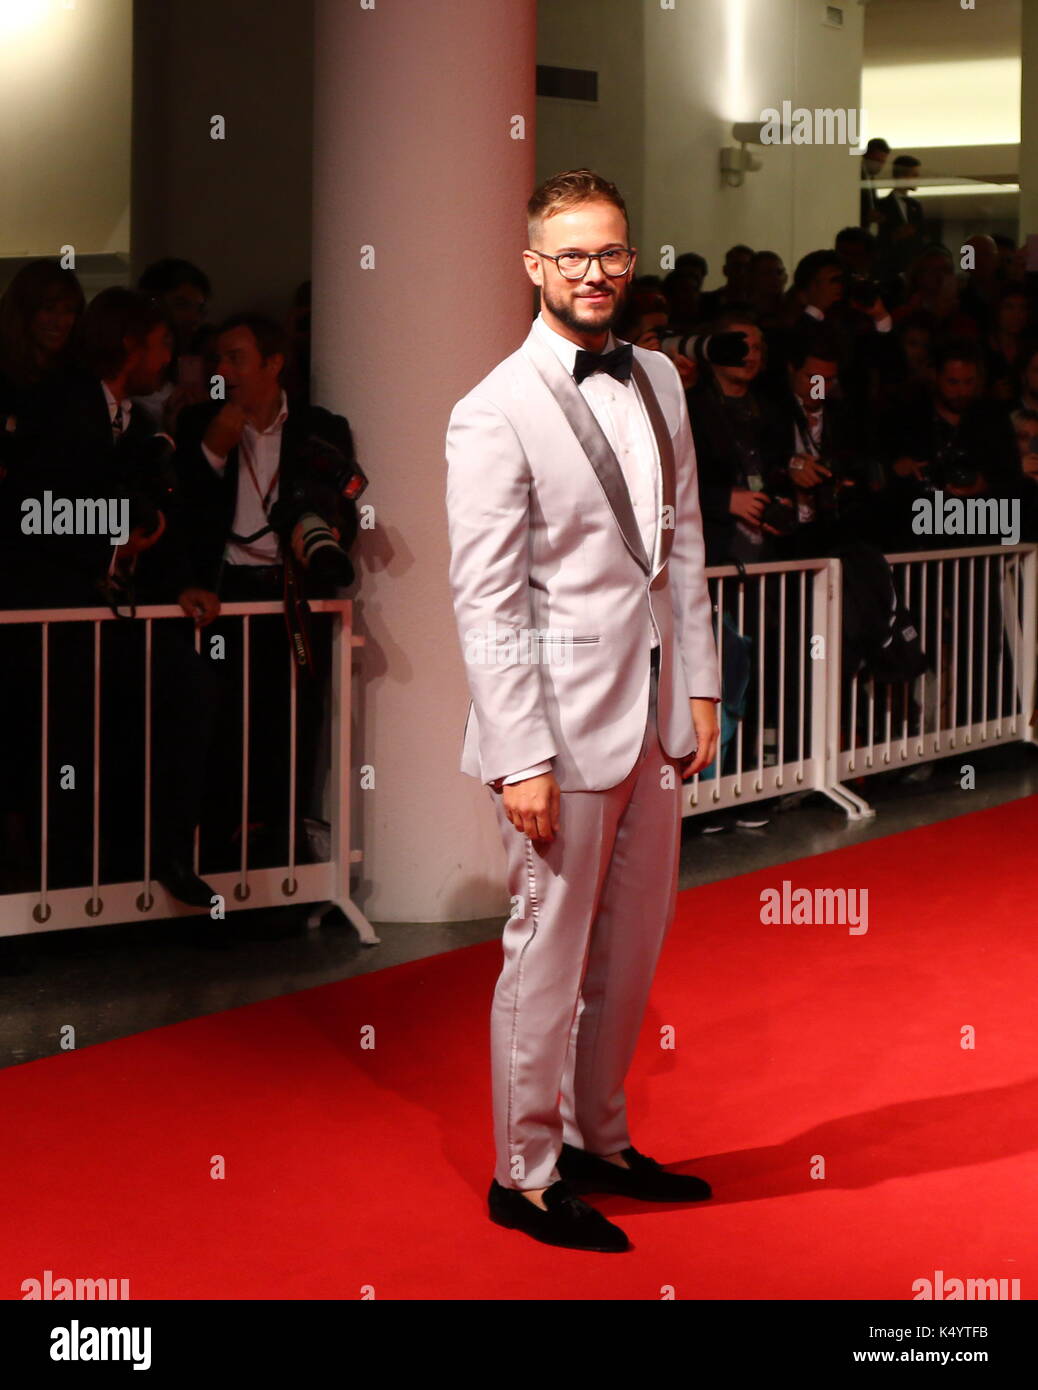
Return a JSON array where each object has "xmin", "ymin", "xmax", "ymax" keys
[
  {"xmin": 501, "ymin": 313, "xmax": 665, "ymax": 786},
  {"xmin": 805, "ymin": 301, "xmax": 891, "ymax": 333},
  {"xmin": 102, "ymin": 380, "xmax": 131, "ymax": 436},
  {"xmin": 201, "ymin": 390, "xmax": 289, "ymax": 566}
]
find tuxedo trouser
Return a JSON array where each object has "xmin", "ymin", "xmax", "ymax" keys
[{"xmin": 487, "ymin": 654, "xmax": 682, "ymax": 1191}]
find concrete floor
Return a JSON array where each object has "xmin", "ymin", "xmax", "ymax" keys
[{"xmin": 2, "ymin": 743, "xmax": 1036, "ymax": 1069}]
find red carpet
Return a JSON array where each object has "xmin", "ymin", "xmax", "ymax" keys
[{"xmin": 3, "ymin": 798, "xmax": 1037, "ymax": 1300}]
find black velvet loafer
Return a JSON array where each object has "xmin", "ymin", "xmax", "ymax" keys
[
  {"xmin": 488, "ymin": 1177, "xmax": 630, "ymax": 1252},
  {"xmin": 556, "ymin": 1142, "xmax": 712, "ymax": 1202}
]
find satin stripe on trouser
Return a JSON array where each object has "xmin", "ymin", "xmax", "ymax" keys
[{"xmin": 488, "ymin": 657, "xmax": 682, "ymax": 1191}]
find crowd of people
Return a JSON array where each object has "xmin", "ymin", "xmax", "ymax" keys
[
  {"xmin": 2, "ymin": 165, "xmax": 1036, "ymax": 888},
  {"xmin": 0, "ymin": 258, "xmax": 363, "ymax": 903},
  {"xmin": 610, "ymin": 166, "xmax": 1038, "ymax": 827},
  {"xmin": 618, "ymin": 228, "xmax": 1038, "ymax": 570}
]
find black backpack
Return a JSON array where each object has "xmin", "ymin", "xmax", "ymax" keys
[{"xmin": 837, "ymin": 540, "xmax": 930, "ymax": 686}]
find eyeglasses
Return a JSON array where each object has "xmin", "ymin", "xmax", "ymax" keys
[{"xmin": 531, "ymin": 248, "xmax": 635, "ymax": 280}]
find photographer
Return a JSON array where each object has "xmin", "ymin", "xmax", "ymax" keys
[
  {"xmin": 880, "ymin": 338, "xmax": 1019, "ymax": 552},
  {"xmin": 175, "ymin": 313, "xmax": 362, "ymax": 870},
  {"xmin": 3, "ymin": 287, "xmax": 221, "ymax": 905},
  {"xmin": 760, "ymin": 326, "xmax": 878, "ymax": 560},
  {"xmin": 687, "ymin": 309, "xmax": 793, "ymax": 567},
  {"xmin": 687, "ymin": 309, "xmax": 794, "ymax": 831}
]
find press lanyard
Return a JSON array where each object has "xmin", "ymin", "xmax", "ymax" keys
[
  {"xmin": 241, "ymin": 433, "xmax": 280, "ymax": 516},
  {"xmin": 793, "ymin": 403, "xmax": 822, "ymax": 459}
]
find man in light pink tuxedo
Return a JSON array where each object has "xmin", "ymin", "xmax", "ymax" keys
[{"xmin": 445, "ymin": 169, "xmax": 721, "ymax": 1253}]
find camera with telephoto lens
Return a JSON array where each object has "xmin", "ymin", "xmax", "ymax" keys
[
  {"xmin": 811, "ymin": 457, "xmax": 848, "ymax": 516},
  {"xmin": 758, "ymin": 494, "xmax": 798, "ymax": 534},
  {"xmin": 267, "ymin": 432, "xmax": 368, "ymax": 588},
  {"xmin": 847, "ymin": 276, "xmax": 882, "ymax": 310},
  {"xmin": 935, "ymin": 441, "xmax": 979, "ymax": 492},
  {"xmin": 657, "ymin": 329, "xmax": 749, "ymax": 368}
]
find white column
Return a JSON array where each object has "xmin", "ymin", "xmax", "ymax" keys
[{"xmin": 311, "ymin": 0, "xmax": 537, "ymax": 922}]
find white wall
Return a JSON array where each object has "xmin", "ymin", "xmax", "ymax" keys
[
  {"xmin": 1020, "ymin": 0, "xmax": 1038, "ymax": 238},
  {"xmin": 0, "ymin": 0, "xmax": 132, "ymax": 260},
  {"xmin": 131, "ymin": 0, "xmax": 313, "ymax": 322},
  {"xmin": 537, "ymin": 0, "xmax": 865, "ymax": 290}
]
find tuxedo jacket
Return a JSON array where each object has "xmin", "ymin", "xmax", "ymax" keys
[
  {"xmin": 878, "ymin": 190, "xmax": 925, "ymax": 229},
  {"xmin": 445, "ymin": 321, "xmax": 721, "ymax": 792},
  {"xmin": 175, "ymin": 400, "xmax": 359, "ymax": 594}
]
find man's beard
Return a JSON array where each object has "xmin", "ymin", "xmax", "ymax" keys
[{"xmin": 542, "ymin": 281, "xmax": 627, "ymax": 337}]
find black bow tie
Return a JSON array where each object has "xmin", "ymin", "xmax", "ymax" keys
[{"xmin": 573, "ymin": 342, "xmax": 634, "ymax": 385}]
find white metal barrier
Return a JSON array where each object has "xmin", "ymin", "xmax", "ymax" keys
[
  {"xmin": 684, "ymin": 545, "xmax": 1038, "ymax": 822},
  {"xmin": 0, "ymin": 599, "xmax": 378, "ymax": 943},
  {"xmin": 836, "ymin": 545, "xmax": 1038, "ymax": 785}
]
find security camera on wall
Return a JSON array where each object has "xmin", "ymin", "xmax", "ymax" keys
[
  {"xmin": 721, "ymin": 122, "xmax": 771, "ymax": 187},
  {"xmin": 731, "ymin": 120, "xmax": 784, "ymax": 147}
]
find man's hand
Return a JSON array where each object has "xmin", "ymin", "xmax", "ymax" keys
[
  {"xmin": 177, "ymin": 587, "xmax": 221, "ymax": 626},
  {"xmin": 893, "ymin": 456, "xmax": 929, "ymax": 481},
  {"xmin": 946, "ymin": 473, "xmax": 987, "ymax": 499},
  {"xmin": 673, "ymin": 353, "xmax": 698, "ymax": 389},
  {"xmin": 730, "ymin": 488, "xmax": 767, "ymax": 526},
  {"xmin": 789, "ymin": 454, "xmax": 831, "ymax": 488},
  {"xmin": 203, "ymin": 402, "xmax": 247, "ymax": 458},
  {"xmin": 114, "ymin": 511, "xmax": 166, "ymax": 562},
  {"xmin": 502, "ymin": 771, "xmax": 561, "ymax": 843},
  {"xmin": 680, "ymin": 698, "xmax": 719, "ymax": 779}
]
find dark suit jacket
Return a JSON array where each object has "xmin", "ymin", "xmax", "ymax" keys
[
  {"xmin": 757, "ymin": 383, "xmax": 885, "ymax": 556},
  {"xmin": 688, "ymin": 378, "xmax": 790, "ymax": 566},
  {"xmin": 877, "ymin": 397, "xmax": 1020, "ymax": 550},
  {"xmin": 174, "ymin": 400, "xmax": 360, "ymax": 594},
  {"xmin": 878, "ymin": 190, "xmax": 925, "ymax": 229},
  {"xmin": 876, "ymin": 191, "xmax": 928, "ymax": 277},
  {"xmin": 2, "ymin": 369, "xmax": 189, "ymax": 607}
]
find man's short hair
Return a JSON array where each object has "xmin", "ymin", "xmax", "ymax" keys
[
  {"xmin": 835, "ymin": 226, "xmax": 873, "ymax": 249},
  {"xmin": 866, "ymin": 138, "xmax": 890, "ymax": 154},
  {"xmin": 787, "ymin": 325, "xmax": 841, "ymax": 371},
  {"xmin": 138, "ymin": 257, "xmax": 211, "ymax": 300},
  {"xmin": 793, "ymin": 249, "xmax": 844, "ymax": 294},
  {"xmin": 80, "ymin": 287, "xmax": 167, "ymax": 377},
  {"xmin": 675, "ymin": 252, "xmax": 708, "ymax": 279},
  {"xmin": 711, "ymin": 305, "xmax": 759, "ymax": 333},
  {"xmin": 217, "ymin": 312, "xmax": 289, "ymax": 376},
  {"xmin": 934, "ymin": 337, "xmax": 982, "ymax": 375},
  {"xmin": 892, "ymin": 155, "xmax": 921, "ymax": 173},
  {"xmin": 527, "ymin": 168, "xmax": 629, "ymax": 250}
]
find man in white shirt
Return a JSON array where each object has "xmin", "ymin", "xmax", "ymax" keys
[{"xmin": 174, "ymin": 314, "xmax": 360, "ymax": 870}]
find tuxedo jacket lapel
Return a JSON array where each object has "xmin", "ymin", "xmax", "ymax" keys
[
  {"xmin": 630, "ymin": 356, "xmax": 676, "ymax": 573},
  {"xmin": 523, "ymin": 328, "xmax": 652, "ymax": 576}
]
